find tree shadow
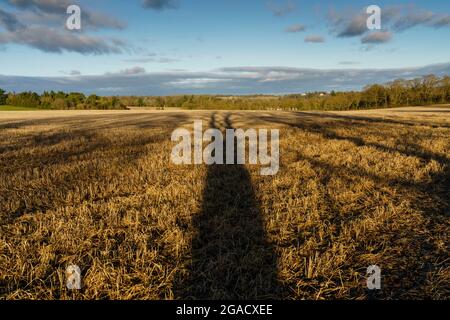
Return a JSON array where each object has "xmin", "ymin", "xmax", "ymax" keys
[
  {"xmin": 0, "ymin": 114, "xmax": 188, "ymax": 225},
  {"xmin": 271, "ymin": 112, "xmax": 449, "ymax": 214},
  {"xmin": 175, "ymin": 113, "xmax": 285, "ymax": 299},
  {"xmin": 265, "ymin": 112, "xmax": 449, "ymax": 298},
  {"xmin": 256, "ymin": 113, "xmax": 449, "ymax": 164}
]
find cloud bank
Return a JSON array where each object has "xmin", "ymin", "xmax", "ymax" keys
[{"xmin": 1, "ymin": 63, "xmax": 449, "ymax": 95}]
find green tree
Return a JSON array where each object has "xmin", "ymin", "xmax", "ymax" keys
[
  {"xmin": 111, "ymin": 96, "xmax": 119, "ymax": 108},
  {"xmin": 155, "ymin": 96, "xmax": 165, "ymax": 109},
  {"xmin": 0, "ymin": 88, "xmax": 7, "ymax": 105},
  {"xmin": 6, "ymin": 92, "xmax": 40, "ymax": 108},
  {"xmin": 86, "ymin": 94, "xmax": 99, "ymax": 108}
]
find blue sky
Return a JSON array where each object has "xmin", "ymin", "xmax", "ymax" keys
[{"xmin": 0, "ymin": 0, "xmax": 449, "ymax": 95}]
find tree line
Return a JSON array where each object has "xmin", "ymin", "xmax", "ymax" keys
[
  {"xmin": 0, "ymin": 91, "xmax": 127, "ymax": 110},
  {"xmin": 1, "ymin": 74, "xmax": 449, "ymax": 111},
  {"xmin": 165, "ymin": 75, "xmax": 450, "ymax": 111}
]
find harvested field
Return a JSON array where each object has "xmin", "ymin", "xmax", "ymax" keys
[{"xmin": 0, "ymin": 106, "xmax": 449, "ymax": 299}]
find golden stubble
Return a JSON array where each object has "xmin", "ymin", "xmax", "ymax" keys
[{"xmin": 0, "ymin": 107, "xmax": 448, "ymax": 299}]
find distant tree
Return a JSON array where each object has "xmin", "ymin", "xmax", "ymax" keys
[
  {"xmin": 111, "ymin": 96, "xmax": 119, "ymax": 108},
  {"xmin": 442, "ymin": 76, "xmax": 450, "ymax": 102},
  {"xmin": 0, "ymin": 88, "xmax": 7, "ymax": 105},
  {"xmin": 155, "ymin": 96, "xmax": 165, "ymax": 109},
  {"xmin": 6, "ymin": 91, "xmax": 40, "ymax": 108},
  {"xmin": 421, "ymin": 75, "xmax": 439, "ymax": 104},
  {"xmin": 52, "ymin": 97, "xmax": 68, "ymax": 109},
  {"xmin": 362, "ymin": 84, "xmax": 388, "ymax": 108},
  {"xmin": 86, "ymin": 94, "xmax": 99, "ymax": 108}
]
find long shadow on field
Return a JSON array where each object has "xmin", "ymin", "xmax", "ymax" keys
[
  {"xmin": 175, "ymin": 113, "xmax": 285, "ymax": 299},
  {"xmin": 256, "ymin": 113, "xmax": 449, "ymax": 164},
  {"xmin": 0, "ymin": 115, "xmax": 190, "ymax": 225},
  {"xmin": 263, "ymin": 112, "xmax": 449, "ymax": 216},
  {"xmin": 0, "ymin": 113, "xmax": 193, "ymax": 131},
  {"xmin": 260, "ymin": 112, "xmax": 449, "ymax": 298}
]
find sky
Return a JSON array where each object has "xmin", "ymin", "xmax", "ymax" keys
[{"xmin": 0, "ymin": 0, "xmax": 449, "ymax": 95}]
